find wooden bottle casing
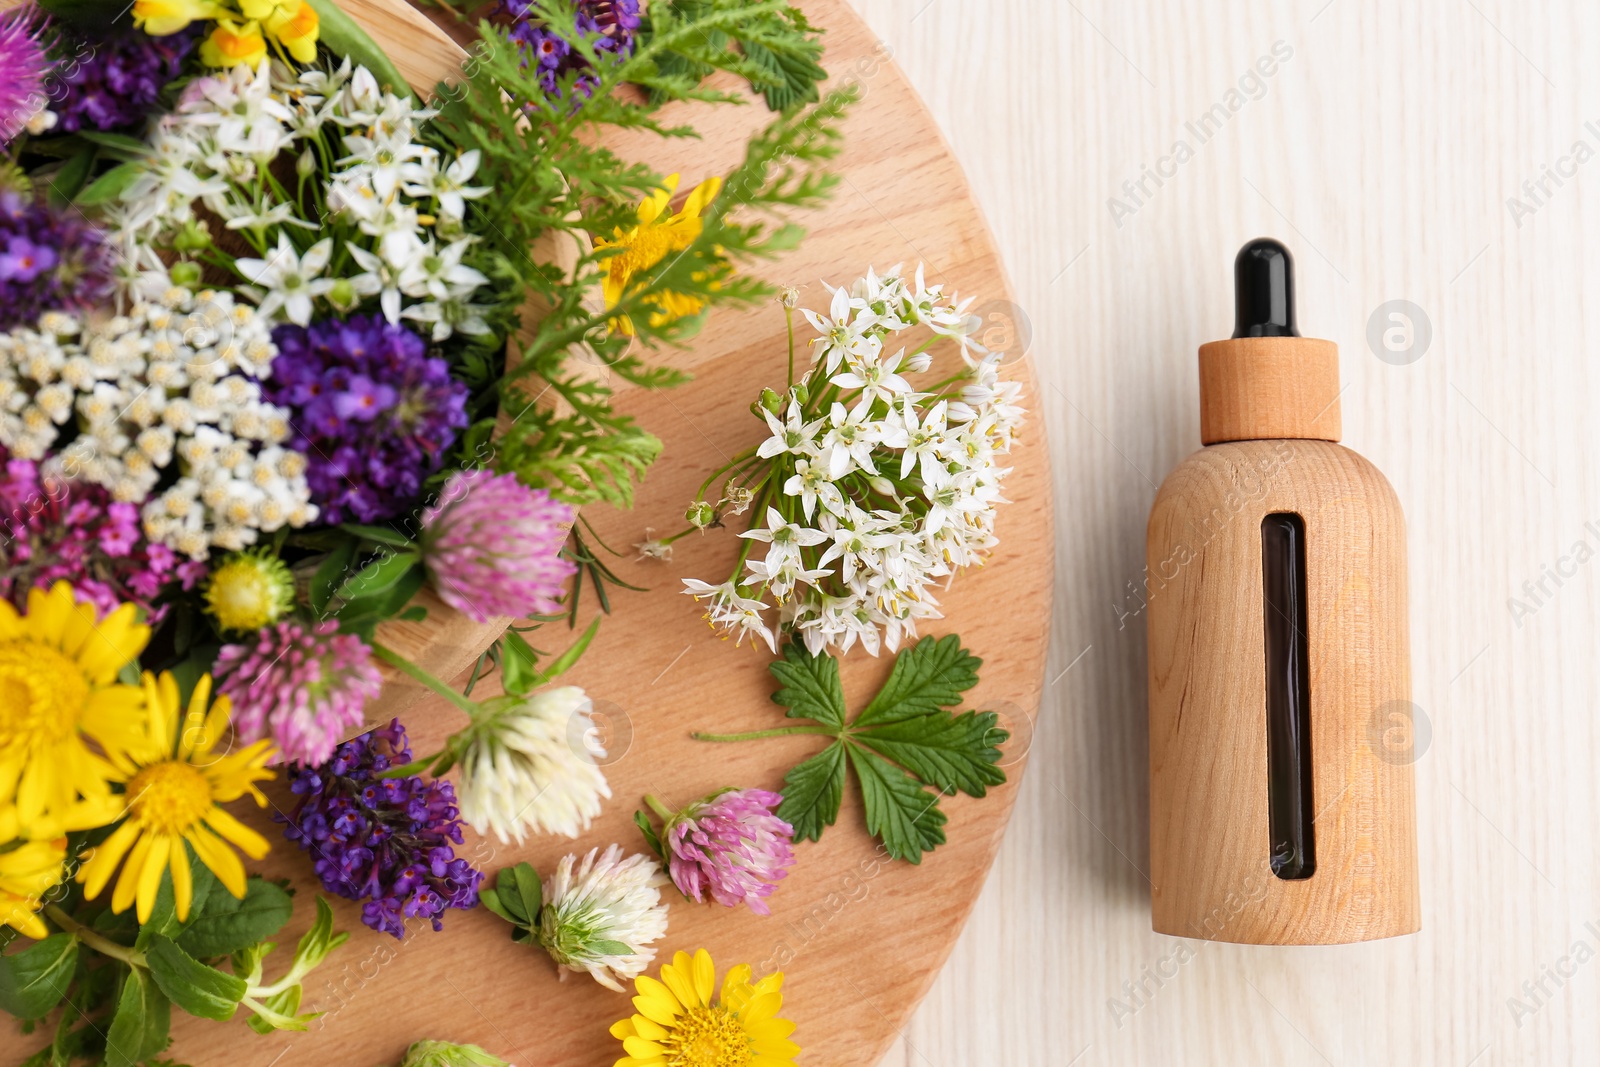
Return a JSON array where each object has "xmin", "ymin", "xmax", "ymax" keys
[{"xmin": 1145, "ymin": 434, "xmax": 1420, "ymax": 945}]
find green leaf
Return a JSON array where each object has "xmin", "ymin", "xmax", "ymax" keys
[
  {"xmin": 73, "ymin": 130, "xmax": 150, "ymax": 161},
  {"xmin": 304, "ymin": 0, "xmax": 416, "ymax": 101},
  {"xmin": 477, "ymin": 887, "xmax": 516, "ymax": 927},
  {"xmin": 176, "ymin": 878, "xmax": 294, "ymax": 960},
  {"xmin": 103, "ymin": 969, "xmax": 170, "ymax": 1067},
  {"xmin": 855, "ymin": 710, "xmax": 1008, "ymax": 798},
  {"xmin": 337, "ymin": 549, "xmax": 418, "ymax": 601},
  {"xmin": 136, "ymin": 859, "xmax": 216, "ymax": 951},
  {"xmin": 46, "ymin": 149, "xmax": 96, "ymax": 207},
  {"xmin": 499, "ymin": 631, "xmax": 541, "ymax": 697},
  {"xmin": 340, "ymin": 523, "xmax": 416, "ymax": 549},
  {"xmin": 535, "ymin": 615, "xmax": 600, "ymax": 684},
  {"xmin": 633, "ymin": 810, "xmax": 663, "ymax": 859},
  {"xmin": 855, "ymin": 635, "xmax": 982, "ymax": 726},
  {"xmin": 768, "ymin": 641, "xmax": 847, "ymax": 728},
  {"xmin": 245, "ymin": 984, "xmax": 310, "ymax": 1034},
  {"xmin": 0, "ymin": 933, "xmax": 78, "ymax": 1019},
  {"xmin": 146, "ymin": 937, "xmax": 247, "ymax": 1022},
  {"xmin": 845, "ymin": 744, "xmax": 947, "ymax": 864},
  {"xmin": 75, "ymin": 161, "xmax": 141, "ymax": 207},
  {"xmin": 776, "ymin": 741, "xmax": 846, "ymax": 843},
  {"xmin": 283, "ymin": 897, "xmax": 347, "ymax": 981},
  {"xmin": 309, "ymin": 540, "xmax": 356, "ymax": 616},
  {"xmin": 510, "ymin": 864, "xmax": 542, "ymax": 926},
  {"xmin": 740, "ymin": 37, "xmax": 827, "ymax": 111}
]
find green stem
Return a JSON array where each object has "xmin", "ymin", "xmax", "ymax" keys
[
  {"xmin": 45, "ymin": 906, "xmax": 145, "ymax": 968},
  {"xmin": 643, "ymin": 794, "xmax": 676, "ymax": 821},
  {"xmin": 692, "ymin": 724, "xmax": 840, "ymax": 743},
  {"xmin": 371, "ymin": 643, "xmax": 481, "ymax": 718}
]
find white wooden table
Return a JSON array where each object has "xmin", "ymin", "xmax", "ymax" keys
[{"xmin": 857, "ymin": 1, "xmax": 1600, "ymax": 1063}]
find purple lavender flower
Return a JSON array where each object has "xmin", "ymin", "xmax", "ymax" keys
[
  {"xmin": 0, "ymin": 451, "xmax": 205, "ymax": 620},
  {"xmin": 499, "ymin": 0, "xmax": 642, "ymax": 99},
  {"xmin": 645, "ymin": 788, "xmax": 796, "ymax": 914},
  {"xmin": 262, "ymin": 316, "xmax": 469, "ymax": 523},
  {"xmin": 279, "ymin": 719, "xmax": 484, "ymax": 939},
  {"xmin": 0, "ymin": 190, "xmax": 113, "ymax": 328},
  {"xmin": 0, "ymin": 6, "xmax": 49, "ymax": 146},
  {"xmin": 214, "ymin": 619, "xmax": 384, "ymax": 766},
  {"xmin": 419, "ymin": 468, "xmax": 576, "ymax": 623},
  {"xmin": 48, "ymin": 23, "xmax": 198, "ymax": 133}
]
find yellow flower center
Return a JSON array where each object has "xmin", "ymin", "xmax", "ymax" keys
[
  {"xmin": 127, "ymin": 761, "xmax": 214, "ymax": 835},
  {"xmin": 0, "ymin": 642, "xmax": 90, "ymax": 747},
  {"xmin": 666, "ymin": 1005, "xmax": 750, "ymax": 1067},
  {"xmin": 205, "ymin": 557, "xmax": 282, "ymax": 631}
]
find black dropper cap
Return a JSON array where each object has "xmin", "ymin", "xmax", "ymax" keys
[{"xmin": 1232, "ymin": 237, "xmax": 1298, "ymax": 338}]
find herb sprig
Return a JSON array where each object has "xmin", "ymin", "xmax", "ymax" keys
[{"xmin": 695, "ymin": 636, "xmax": 1010, "ymax": 862}]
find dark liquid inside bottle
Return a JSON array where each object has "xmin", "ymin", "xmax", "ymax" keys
[{"xmin": 1261, "ymin": 513, "xmax": 1315, "ymax": 879}]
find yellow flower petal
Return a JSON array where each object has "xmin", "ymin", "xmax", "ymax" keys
[
  {"xmin": 78, "ymin": 819, "xmax": 141, "ymax": 901},
  {"xmin": 135, "ymin": 834, "xmax": 172, "ymax": 923},
  {"xmin": 204, "ymin": 806, "xmax": 271, "ymax": 860},
  {"xmin": 187, "ymin": 822, "xmax": 247, "ymax": 898},
  {"xmin": 691, "ymin": 948, "xmax": 715, "ymax": 1006}
]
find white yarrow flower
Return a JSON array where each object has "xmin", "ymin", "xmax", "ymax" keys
[{"xmin": 456, "ymin": 687, "xmax": 612, "ymax": 844}]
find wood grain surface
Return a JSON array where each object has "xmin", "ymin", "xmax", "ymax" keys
[
  {"xmin": 853, "ymin": 0, "xmax": 1600, "ymax": 1064},
  {"xmin": 3, "ymin": 3, "xmax": 1051, "ymax": 1066},
  {"xmin": 1147, "ymin": 438, "xmax": 1418, "ymax": 945}
]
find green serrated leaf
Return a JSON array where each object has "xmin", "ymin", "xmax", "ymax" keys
[
  {"xmin": 776, "ymin": 740, "xmax": 847, "ymax": 843},
  {"xmin": 855, "ymin": 635, "xmax": 982, "ymax": 726},
  {"xmin": 0, "ymin": 933, "xmax": 78, "ymax": 1019},
  {"xmin": 855, "ymin": 710, "xmax": 1008, "ymax": 798},
  {"xmin": 845, "ymin": 744, "xmax": 947, "ymax": 864},
  {"xmin": 103, "ymin": 969, "xmax": 170, "ymax": 1067},
  {"xmin": 176, "ymin": 877, "xmax": 293, "ymax": 960},
  {"xmin": 146, "ymin": 937, "xmax": 247, "ymax": 1022},
  {"xmin": 768, "ymin": 641, "xmax": 847, "ymax": 728}
]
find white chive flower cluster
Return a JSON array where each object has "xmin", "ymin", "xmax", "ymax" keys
[
  {"xmin": 112, "ymin": 60, "xmax": 492, "ymax": 340},
  {"xmin": 0, "ymin": 288, "xmax": 316, "ymax": 558},
  {"xmin": 683, "ymin": 265, "xmax": 1025, "ymax": 656}
]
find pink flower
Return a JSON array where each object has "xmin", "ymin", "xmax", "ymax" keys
[
  {"xmin": 214, "ymin": 619, "xmax": 384, "ymax": 766},
  {"xmin": 655, "ymin": 788, "xmax": 795, "ymax": 915},
  {"xmin": 0, "ymin": 7, "xmax": 49, "ymax": 146},
  {"xmin": 419, "ymin": 469, "xmax": 576, "ymax": 623}
]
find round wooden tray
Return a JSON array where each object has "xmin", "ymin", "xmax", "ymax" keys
[{"xmin": 166, "ymin": 2, "xmax": 1055, "ymax": 1063}]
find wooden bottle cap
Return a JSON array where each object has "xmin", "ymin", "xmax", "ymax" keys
[{"xmin": 1197, "ymin": 336, "xmax": 1342, "ymax": 444}]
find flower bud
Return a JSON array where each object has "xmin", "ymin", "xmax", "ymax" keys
[
  {"xmin": 685, "ymin": 500, "xmax": 715, "ymax": 529},
  {"xmin": 867, "ymin": 475, "xmax": 896, "ymax": 498},
  {"xmin": 173, "ymin": 219, "xmax": 212, "ymax": 253},
  {"xmin": 169, "ymin": 261, "xmax": 203, "ymax": 289},
  {"xmin": 759, "ymin": 387, "xmax": 783, "ymax": 415},
  {"xmin": 779, "ymin": 285, "xmax": 799, "ymax": 309},
  {"xmin": 327, "ymin": 278, "xmax": 359, "ymax": 312},
  {"xmin": 296, "ymin": 147, "xmax": 317, "ymax": 178},
  {"xmin": 791, "ymin": 383, "xmax": 809, "ymax": 407},
  {"xmin": 397, "ymin": 1041, "xmax": 512, "ymax": 1067}
]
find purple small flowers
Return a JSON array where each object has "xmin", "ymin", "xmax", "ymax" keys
[
  {"xmin": 0, "ymin": 191, "xmax": 114, "ymax": 328},
  {"xmin": 0, "ymin": 452, "xmax": 206, "ymax": 619},
  {"xmin": 280, "ymin": 719, "xmax": 484, "ymax": 939},
  {"xmin": 49, "ymin": 23, "xmax": 198, "ymax": 133},
  {"xmin": 644, "ymin": 788, "xmax": 796, "ymax": 914},
  {"xmin": 500, "ymin": 0, "xmax": 642, "ymax": 98},
  {"xmin": 0, "ymin": 6, "xmax": 49, "ymax": 146},
  {"xmin": 262, "ymin": 316, "xmax": 469, "ymax": 523},
  {"xmin": 214, "ymin": 618, "xmax": 384, "ymax": 767},
  {"xmin": 419, "ymin": 469, "xmax": 576, "ymax": 623}
]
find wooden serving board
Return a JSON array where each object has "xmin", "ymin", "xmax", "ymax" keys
[{"xmin": 13, "ymin": 3, "xmax": 1053, "ymax": 1064}]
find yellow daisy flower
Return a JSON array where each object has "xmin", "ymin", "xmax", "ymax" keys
[
  {"xmin": 610, "ymin": 948, "xmax": 799, "ymax": 1067},
  {"xmin": 0, "ymin": 582, "xmax": 149, "ymax": 831},
  {"xmin": 597, "ymin": 174, "xmax": 723, "ymax": 336},
  {"xmin": 0, "ymin": 837, "xmax": 68, "ymax": 940},
  {"xmin": 200, "ymin": 18, "xmax": 269, "ymax": 69},
  {"xmin": 77, "ymin": 671, "xmax": 276, "ymax": 923}
]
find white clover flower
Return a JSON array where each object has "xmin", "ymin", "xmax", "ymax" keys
[
  {"xmin": 680, "ymin": 265, "xmax": 1026, "ymax": 655},
  {"xmin": 535, "ymin": 846, "xmax": 669, "ymax": 991},
  {"xmin": 455, "ymin": 687, "xmax": 612, "ymax": 845}
]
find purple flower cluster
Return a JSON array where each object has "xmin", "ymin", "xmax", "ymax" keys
[
  {"xmin": 661, "ymin": 788, "xmax": 796, "ymax": 915},
  {"xmin": 500, "ymin": 0, "xmax": 642, "ymax": 98},
  {"xmin": 0, "ymin": 452, "xmax": 206, "ymax": 620},
  {"xmin": 263, "ymin": 316, "xmax": 469, "ymax": 523},
  {"xmin": 49, "ymin": 23, "xmax": 198, "ymax": 133},
  {"xmin": 280, "ymin": 719, "xmax": 483, "ymax": 939},
  {"xmin": 0, "ymin": 190, "xmax": 114, "ymax": 329}
]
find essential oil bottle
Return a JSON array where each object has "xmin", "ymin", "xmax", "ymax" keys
[{"xmin": 1145, "ymin": 238, "xmax": 1420, "ymax": 945}]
